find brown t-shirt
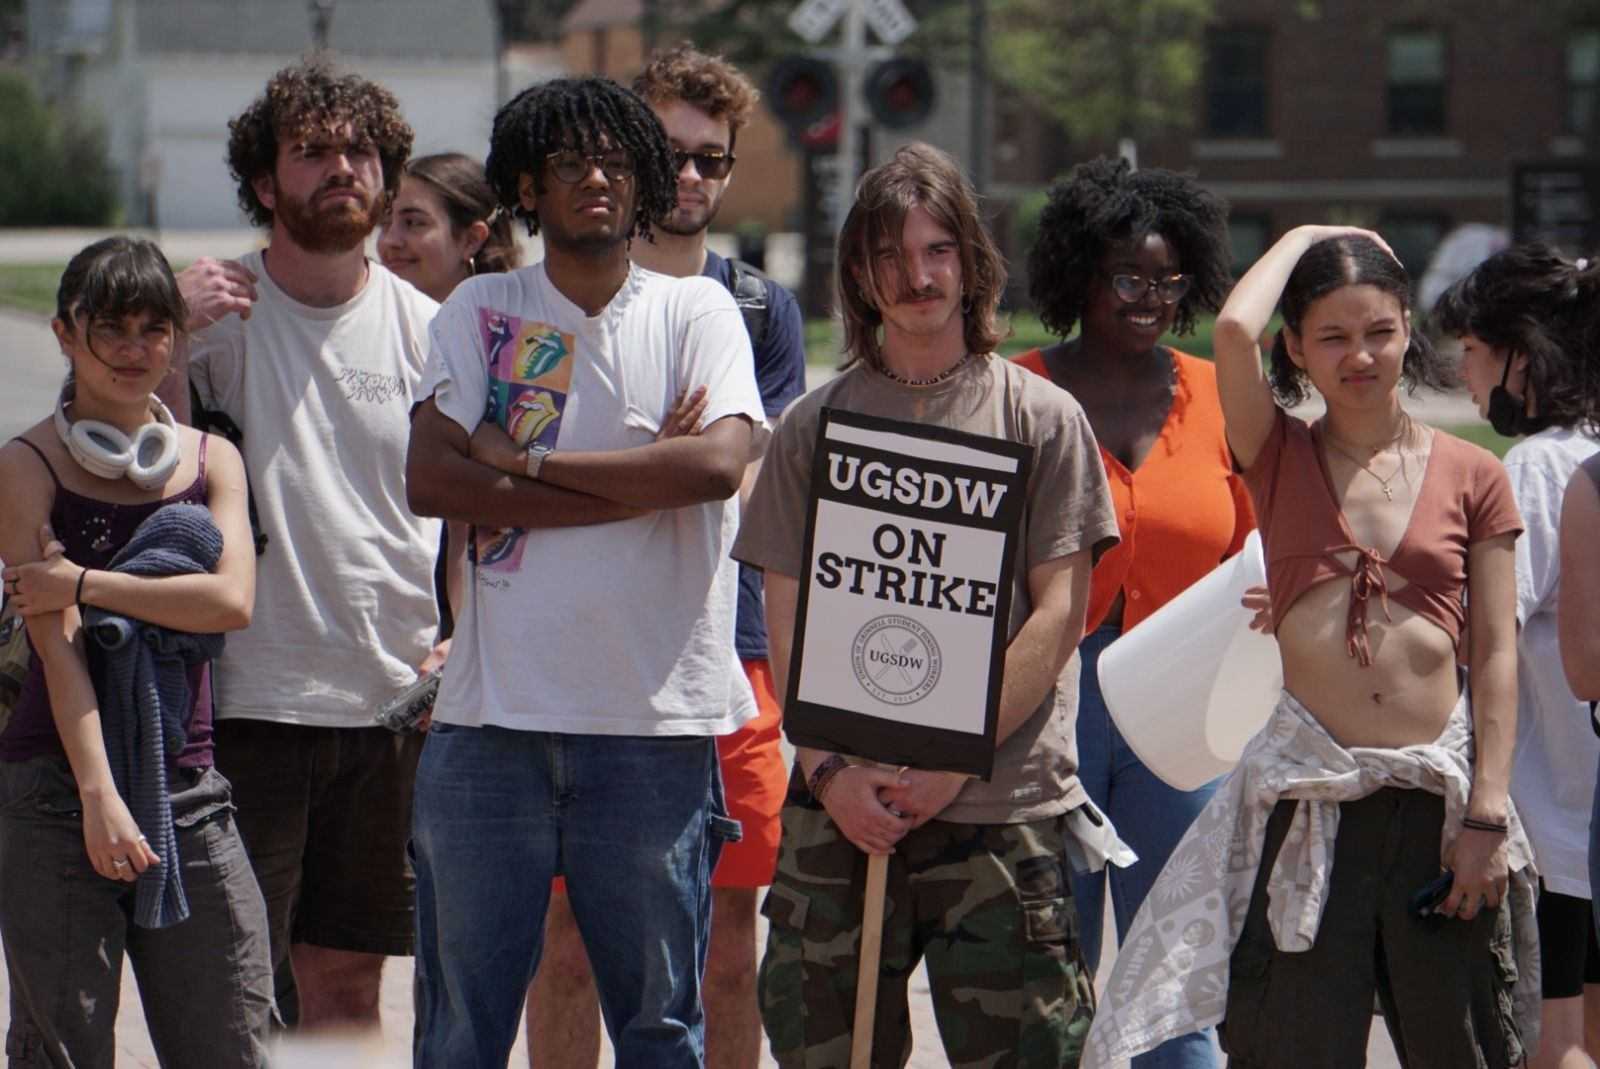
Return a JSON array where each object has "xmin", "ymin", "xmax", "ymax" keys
[
  {"xmin": 733, "ymin": 356, "xmax": 1119, "ymax": 824},
  {"xmin": 1241, "ymin": 408, "xmax": 1523, "ymax": 662}
]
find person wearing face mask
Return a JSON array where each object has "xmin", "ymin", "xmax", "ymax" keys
[
  {"xmin": 1012, "ymin": 158, "xmax": 1253, "ymax": 1069},
  {"xmin": 1436, "ymin": 245, "xmax": 1600, "ymax": 1069},
  {"xmin": 0, "ymin": 238, "xmax": 270, "ymax": 1066}
]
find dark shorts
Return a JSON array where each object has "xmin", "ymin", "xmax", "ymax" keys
[
  {"xmin": 1537, "ymin": 883, "xmax": 1600, "ymax": 999},
  {"xmin": 1220, "ymin": 787, "xmax": 1523, "ymax": 1069},
  {"xmin": 213, "ymin": 718, "xmax": 423, "ymax": 961}
]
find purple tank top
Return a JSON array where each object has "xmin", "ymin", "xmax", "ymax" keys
[{"xmin": 2, "ymin": 437, "xmax": 216, "ymax": 769}]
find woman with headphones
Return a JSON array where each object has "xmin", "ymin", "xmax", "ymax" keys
[{"xmin": 0, "ymin": 237, "xmax": 271, "ymax": 1065}]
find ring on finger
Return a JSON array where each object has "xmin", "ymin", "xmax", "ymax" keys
[{"xmin": 112, "ymin": 857, "xmax": 130, "ymax": 869}]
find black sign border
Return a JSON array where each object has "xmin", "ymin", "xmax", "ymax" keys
[{"xmin": 782, "ymin": 407, "xmax": 1034, "ymax": 780}]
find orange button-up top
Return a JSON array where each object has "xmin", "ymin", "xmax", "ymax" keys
[{"xmin": 1015, "ymin": 348, "xmax": 1256, "ymax": 635}]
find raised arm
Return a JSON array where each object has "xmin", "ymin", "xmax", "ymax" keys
[
  {"xmin": 0, "ymin": 443, "xmax": 158, "ymax": 882},
  {"xmin": 1559, "ymin": 468, "xmax": 1600, "ymax": 700},
  {"xmin": 406, "ymin": 398, "xmax": 647, "ymax": 529}
]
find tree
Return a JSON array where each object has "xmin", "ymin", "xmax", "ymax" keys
[
  {"xmin": 987, "ymin": 0, "xmax": 1212, "ymax": 149},
  {"xmin": 0, "ymin": 73, "xmax": 117, "ymax": 226}
]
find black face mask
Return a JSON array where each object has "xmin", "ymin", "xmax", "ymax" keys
[{"xmin": 1487, "ymin": 356, "xmax": 1549, "ymax": 436}]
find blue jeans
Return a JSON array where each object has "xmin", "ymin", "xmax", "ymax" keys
[
  {"xmin": 1071, "ymin": 625, "xmax": 1220, "ymax": 1069},
  {"xmin": 411, "ymin": 725, "xmax": 738, "ymax": 1069}
]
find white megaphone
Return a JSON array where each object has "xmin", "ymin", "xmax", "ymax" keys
[{"xmin": 1097, "ymin": 530, "xmax": 1282, "ymax": 791}]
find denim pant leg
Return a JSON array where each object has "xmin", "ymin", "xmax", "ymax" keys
[
  {"xmin": 1071, "ymin": 626, "xmax": 1220, "ymax": 1069},
  {"xmin": 561, "ymin": 734, "xmax": 734, "ymax": 1069},
  {"xmin": 124, "ymin": 767, "xmax": 274, "ymax": 1069},
  {"xmin": 0, "ymin": 757, "xmax": 128, "ymax": 1069},
  {"xmin": 412, "ymin": 725, "xmax": 560, "ymax": 1069}
]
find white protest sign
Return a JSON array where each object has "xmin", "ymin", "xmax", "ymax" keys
[{"xmin": 784, "ymin": 408, "xmax": 1032, "ymax": 779}]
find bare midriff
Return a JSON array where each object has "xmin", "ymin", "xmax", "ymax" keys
[{"xmin": 1275, "ymin": 566, "xmax": 1461, "ymax": 750}]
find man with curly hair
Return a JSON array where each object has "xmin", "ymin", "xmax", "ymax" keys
[
  {"xmin": 406, "ymin": 75, "xmax": 767, "ymax": 1067},
  {"xmin": 179, "ymin": 60, "xmax": 445, "ymax": 1033},
  {"xmin": 522, "ymin": 46, "xmax": 807, "ymax": 1069},
  {"xmin": 733, "ymin": 142, "xmax": 1119, "ymax": 1067}
]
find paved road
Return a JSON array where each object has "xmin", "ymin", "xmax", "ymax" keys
[{"xmin": 0, "ymin": 302, "xmax": 1422, "ymax": 1066}]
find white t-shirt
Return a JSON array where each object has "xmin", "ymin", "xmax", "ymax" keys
[
  {"xmin": 188, "ymin": 252, "xmax": 443, "ymax": 728},
  {"xmin": 420, "ymin": 261, "xmax": 766, "ymax": 735},
  {"xmin": 1506, "ymin": 425, "xmax": 1600, "ymax": 898}
]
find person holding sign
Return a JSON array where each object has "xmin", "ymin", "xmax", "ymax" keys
[
  {"xmin": 734, "ymin": 142, "xmax": 1119, "ymax": 1068},
  {"xmin": 404, "ymin": 76, "xmax": 766, "ymax": 1067},
  {"xmin": 1013, "ymin": 158, "xmax": 1253, "ymax": 1069},
  {"xmin": 1084, "ymin": 227, "xmax": 1535, "ymax": 1067}
]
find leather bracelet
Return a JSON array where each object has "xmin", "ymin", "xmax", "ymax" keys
[
  {"xmin": 807, "ymin": 754, "xmax": 848, "ymax": 800},
  {"xmin": 74, "ymin": 567, "xmax": 89, "ymax": 610},
  {"xmin": 1462, "ymin": 816, "xmax": 1509, "ymax": 834}
]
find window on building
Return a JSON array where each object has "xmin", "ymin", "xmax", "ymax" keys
[
  {"xmin": 1380, "ymin": 214, "xmax": 1449, "ymax": 280},
  {"xmin": 1570, "ymin": 29, "xmax": 1600, "ymax": 138},
  {"xmin": 1227, "ymin": 213, "xmax": 1271, "ymax": 277},
  {"xmin": 1386, "ymin": 29, "xmax": 1447, "ymax": 135},
  {"xmin": 1206, "ymin": 26, "xmax": 1270, "ymax": 137}
]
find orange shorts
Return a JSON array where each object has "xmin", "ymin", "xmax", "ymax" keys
[
  {"xmin": 550, "ymin": 658, "xmax": 786, "ymax": 895},
  {"xmin": 711, "ymin": 658, "xmax": 787, "ymax": 888}
]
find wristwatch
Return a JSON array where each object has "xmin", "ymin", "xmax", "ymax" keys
[{"xmin": 524, "ymin": 443, "xmax": 553, "ymax": 481}]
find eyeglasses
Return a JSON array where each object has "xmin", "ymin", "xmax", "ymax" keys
[
  {"xmin": 673, "ymin": 150, "xmax": 735, "ymax": 180},
  {"xmin": 1108, "ymin": 273, "xmax": 1192, "ymax": 305},
  {"xmin": 545, "ymin": 149, "xmax": 635, "ymax": 184},
  {"xmin": 87, "ymin": 320, "xmax": 175, "ymax": 353}
]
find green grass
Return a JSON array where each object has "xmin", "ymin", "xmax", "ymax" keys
[
  {"xmin": 0, "ymin": 264, "xmax": 63, "ymax": 316},
  {"xmin": 1440, "ymin": 421, "xmax": 1515, "ymax": 458}
]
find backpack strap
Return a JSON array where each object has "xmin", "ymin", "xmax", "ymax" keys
[
  {"xmin": 726, "ymin": 257, "xmax": 772, "ymax": 352},
  {"xmin": 188, "ymin": 381, "xmax": 268, "ymax": 557}
]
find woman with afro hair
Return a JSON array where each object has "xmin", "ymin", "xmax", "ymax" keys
[{"xmin": 1015, "ymin": 156, "xmax": 1252, "ymax": 1069}]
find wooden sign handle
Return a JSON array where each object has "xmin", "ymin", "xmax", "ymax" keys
[{"xmin": 849, "ymin": 851, "xmax": 890, "ymax": 1069}]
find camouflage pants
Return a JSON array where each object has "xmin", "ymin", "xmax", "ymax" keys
[{"xmin": 758, "ymin": 785, "xmax": 1094, "ymax": 1068}]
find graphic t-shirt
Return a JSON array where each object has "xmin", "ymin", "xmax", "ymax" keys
[
  {"xmin": 420, "ymin": 262, "xmax": 768, "ymax": 735},
  {"xmin": 188, "ymin": 253, "xmax": 442, "ymax": 727}
]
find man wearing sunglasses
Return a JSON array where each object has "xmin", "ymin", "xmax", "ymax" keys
[
  {"xmin": 405, "ymin": 75, "xmax": 767, "ymax": 1068},
  {"xmin": 521, "ymin": 46, "xmax": 808, "ymax": 1069}
]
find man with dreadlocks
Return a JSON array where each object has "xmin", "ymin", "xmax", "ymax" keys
[
  {"xmin": 180, "ymin": 59, "xmax": 444, "ymax": 1034},
  {"xmin": 405, "ymin": 75, "xmax": 766, "ymax": 1067}
]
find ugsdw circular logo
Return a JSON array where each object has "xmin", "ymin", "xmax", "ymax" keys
[{"xmin": 850, "ymin": 615, "xmax": 942, "ymax": 706}]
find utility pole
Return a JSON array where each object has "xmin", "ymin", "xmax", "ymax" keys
[{"xmin": 308, "ymin": 0, "xmax": 335, "ymax": 52}]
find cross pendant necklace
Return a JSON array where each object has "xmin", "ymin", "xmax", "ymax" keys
[{"xmin": 1320, "ymin": 428, "xmax": 1405, "ymax": 501}]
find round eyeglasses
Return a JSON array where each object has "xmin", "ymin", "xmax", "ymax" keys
[
  {"xmin": 544, "ymin": 150, "xmax": 635, "ymax": 185},
  {"xmin": 1108, "ymin": 273, "xmax": 1192, "ymax": 305}
]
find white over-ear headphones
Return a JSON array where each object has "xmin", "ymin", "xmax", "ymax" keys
[{"xmin": 53, "ymin": 379, "xmax": 181, "ymax": 490}]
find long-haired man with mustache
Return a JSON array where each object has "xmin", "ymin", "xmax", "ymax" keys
[
  {"xmin": 182, "ymin": 60, "xmax": 445, "ymax": 1034},
  {"xmin": 733, "ymin": 143, "xmax": 1119, "ymax": 1066}
]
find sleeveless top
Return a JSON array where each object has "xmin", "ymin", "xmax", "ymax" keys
[
  {"xmin": 1240, "ymin": 408, "xmax": 1523, "ymax": 664},
  {"xmin": 1, "ymin": 436, "xmax": 216, "ymax": 768}
]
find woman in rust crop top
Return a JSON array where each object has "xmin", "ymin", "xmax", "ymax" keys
[
  {"xmin": 1206, "ymin": 226, "xmax": 1529, "ymax": 1067},
  {"xmin": 1017, "ymin": 158, "xmax": 1251, "ymax": 1069},
  {"xmin": 0, "ymin": 239, "xmax": 270, "ymax": 1065}
]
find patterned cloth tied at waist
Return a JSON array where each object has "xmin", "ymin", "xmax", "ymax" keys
[{"xmin": 1081, "ymin": 687, "xmax": 1540, "ymax": 1067}]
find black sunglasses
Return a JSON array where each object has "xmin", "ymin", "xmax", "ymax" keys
[
  {"xmin": 545, "ymin": 150, "xmax": 635, "ymax": 184},
  {"xmin": 673, "ymin": 150, "xmax": 736, "ymax": 180},
  {"xmin": 1108, "ymin": 273, "xmax": 1192, "ymax": 305}
]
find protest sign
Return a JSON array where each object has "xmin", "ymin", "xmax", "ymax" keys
[{"xmin": 783, "ymin": 407, "xmax": 1032, "ymax": 779}]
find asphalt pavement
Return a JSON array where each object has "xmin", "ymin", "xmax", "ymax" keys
[{"xmin": 0, "ymin": 286, "xmax": 1428, "ymax": 1066}]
